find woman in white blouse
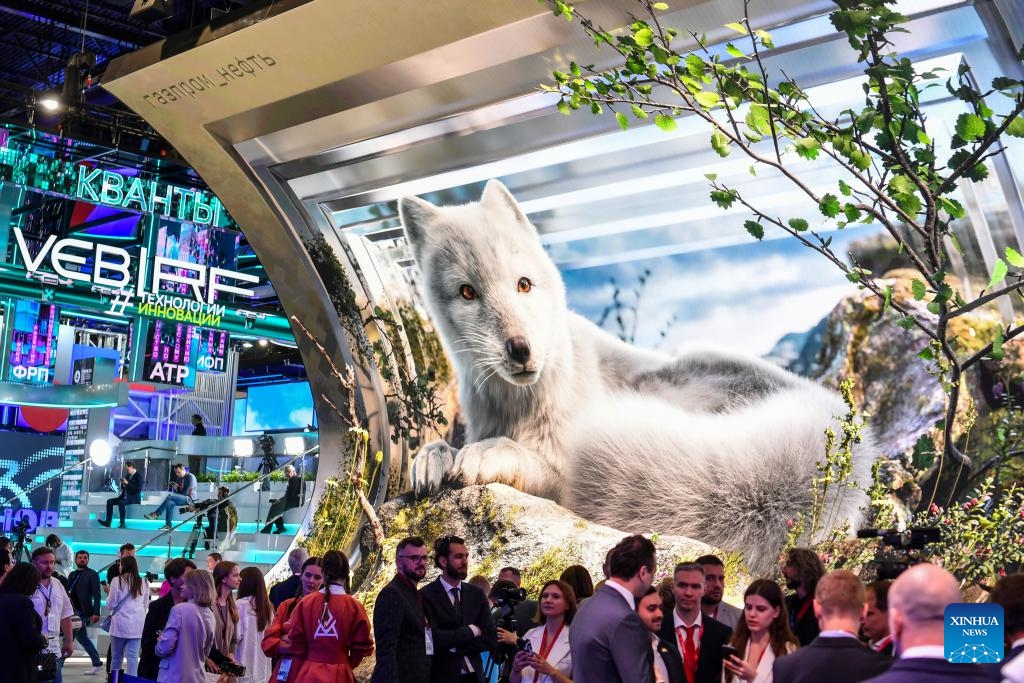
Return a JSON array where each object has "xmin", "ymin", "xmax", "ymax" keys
[
  {"xmin": 107, "ymin": 555, "xmax": 150, "ymax": 675},
  {"xmin": 235, "ymin": 567, "xmax": 273, "ymax": 683},
  {"xmin": 723, "ymin": 579, "xmax": 798, "ymax": 683},
  {"xmin": 509, "ymin": 579, "xmax": 575, "ymax": 683}
]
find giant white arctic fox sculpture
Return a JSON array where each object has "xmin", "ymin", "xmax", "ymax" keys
[{"xmin": 400, "ymin": 180, "xmax": 877, "ymax": 570}]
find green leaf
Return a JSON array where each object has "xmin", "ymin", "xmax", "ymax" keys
[
  {"xmin": 988, "ymin": 258, "xmax": 1008, "ymax": 289},
  {"xmin": 711, "ymin": 130, "xmax": 731, "ymax": 157},
  {"xmin": 634, "ymin": 28, "xmax": 654, "ymax": 47},
  {"xmin": 725, "ymin": 43, "xmax": 746, "ymax": 60},
  {"xmin": 652, "ymin": 2, "xmax": 669, "ymax": 9},
  {"xmin": 838, "ymin": 179, "xmax": 853, "ymax": 197},
  {"xmin": 556, "ymin": 99, "xmax": 571, "ymax": 116},
  {"xmin": 709, "ymin": 189, "xmax": 737, "ymax": 208},
  {"xmin": 616, "ymin": 111, "xmax": 629, "ymax": 131},
  {"xmin": 819, "ymin": 193, "xmax": 841, "ymax": 218},
  {"xmin": 1006, "ymin": 116, "xmax": 1024, "ymax": 139},
  {"xmin": 911, "ymin": 279, "xmax": 927, "ymax": 301},
  {"xmin": 992, "ymin": 325, "xmax": 1005, "ymax": 360},
  {"xmin": 955, "ymin": 113, "xmax": 986, "ymax": 141},
  {"xmin": 843, "ymin": 203, "xmax": 862, "ymax": 222},
  {"xmin": 794, "ymin": 137, "xmax": 820, "ymax": 160},
  {"xmin": 704, "ymin": 173, "xmax": 718, "ymax": 181},
  {"xmin": 694, "ymin": 90, "xmax": 720, "ymax": 108},
  {"xmin": 896, "ymin": 316, "xmax": 916, "ymax": 330},
  {"xmin": 754, "ymin": 29, "xmax": 774, "ymax": 49},
  {"xmin": 846, "ymin": 271, "xmax": 862, "ymax": 284},
  {"xmin": 918, "ymin": 346, "xmax": 934, "ymax": 361},
  {"xmin": 883, "ymin": 285, "xmax": 893, "ymax": 314},
  {"xmin": 654, "ymin": 113, "xmax": 678, "ymax": 132},
  {"xmin": 744, "ymin": 220, "xmax": 764, "ymax": 240},
  {"xmin": 939, "ymin": 196, "xmax": 965, "ymax": 219},
  {"xmin": 1006, "ymin": 246, "xmax": 1024, "ymax": 268},
  {"xmin": 788, "ymin": 217, "xmax": 809, "ymax": 232},
  {"xmin": 724, "ymin": 21, "xmax": 748, "ymax": 35},
  {"xmin": 631, "ymin": 104, "xmax": 649, "ymax": 119},
  {"xmin": 745, "ymin": 103, "xmax": 772, "ymax": 136},
  {"xmin": 849, "ymin": 149, "xmax": 871, "ymax": 170}
]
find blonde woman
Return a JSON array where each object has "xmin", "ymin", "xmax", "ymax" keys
[
  {"xmin": 156, "ymin": 569, "xmax": 216, "ymax": 683},
  {"xmin": 108, "ymin": 555, "xmax": 150, "ymax": 675}
]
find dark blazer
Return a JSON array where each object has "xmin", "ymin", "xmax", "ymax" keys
[
  {"xmin": 283, "ymin": 475, "xmax": 301, "ymax": 507},
  {"xmin": 371, "ymin": 575, "xmax": 431, "ymax": 683},
  {"xmin": 655, "ymin": 635, "xmax": 684, "ymax": 683},
  {"xmin": 658, "ymin": 613, "xmax": 732, "ymax": 683},
  {"xmin": 861, "ymin": 657, "xmax": 993, "ymax": 683},
  {"xmin": 569, "ymin": 583, "xmax": 654, "ymax": 683},
  {"xmin": 787, "ymin": 593, "xmax": 820, "ymax": 646},
  {"xmin": 513, "ymin": 599, "xmax": 539, "ymax": 637},
  {"xmin": 121, "ymin": 470, "xmax": 143, "ymax": 504},
  {"xmin": 139, "ymin": 592, "xmax": 174, "ymax": 681},
  {"xmin": 420, "ymin": 577, "xmax": 497, "ymax": 683},
  {"xmin": 0, "ymin": 593, "xmax": 47, "ymax": 683},
  {"xmin": 67, "ymin": 567, "xmax": 102, "ymax": 620},
  {"xmin": 773, "ymin": 635, "xmax": 892, "ymax": 683},
  {"xmin": 982, "ymin": 643, "xmax": 1024, "ymax": 679},
  {"xmin": 269, "ymin": 574, "xmax": 301, "ymax": 609}
]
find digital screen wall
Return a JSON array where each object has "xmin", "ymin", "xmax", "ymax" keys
[
  {"xmin": 142, "ymin": 320, "xmax": 229, "ymax": 386},
  {"xmin": 8, "ymin": 299, "xmax": 58, "ymax": 384},
  {"xmin": 0, "ymin": 432, "xmax": 65, "ymax": 532},
  {"xmin": 244, "ymin": 381, "xmax": 315, "ymax": 432}
]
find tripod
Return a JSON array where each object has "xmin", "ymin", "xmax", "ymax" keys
[
  {"xmin": 12, "ymin": 534, "xmax": 30, "ymax": 562},
  {"xmin": 184, "ymin": 517, "xmax": 204, "ymax": 559}
]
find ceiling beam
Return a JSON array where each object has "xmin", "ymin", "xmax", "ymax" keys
[{"xmin": 0, "ymin": 2, "xmax": 157, "ymax": 47}]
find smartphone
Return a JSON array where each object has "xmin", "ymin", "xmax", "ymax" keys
[
  {"xmin": 722, "ymin": 644, "xmax": 739, "ymax": 660},
  {"xmin": 100, "ymin": 580, "xmax": 108, "ymax": 587},
  {"xmin": 519, "ymin": 638, "xmax": 533, "ymax": 653}
]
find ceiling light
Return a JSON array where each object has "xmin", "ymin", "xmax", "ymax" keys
[{"xmin": 39, "ymin": 96, "xmax": 61, "ymax": 112}]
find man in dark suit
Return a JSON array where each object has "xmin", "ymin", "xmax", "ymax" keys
[
  {"xmin": 498, "ymin": 566, "xmax": 538, "ymax": 637},
  {"xmin": 261, "ymin": 464, "xmax": 302, "ymax": 533},
  {"xmin": 658, "ymin": 562, "xmax": 731, "ymax": 683},
  {"xmin": 861, "ymin": 564, "xmax": 991, "ymax": 683},
  {"xmin": 98, "ymin": 460, "xmax": 142, "ymax": 528},
  {"xmin": 371, "ymin": 536, "xmax": 432, "ymax": 683},
  {"xmin": 420, "ymin": 534, "xmax": 497, "ymax": 683},
  {"xmin": 863, "ymin": 580, "xmax": 894, "ymax": 656},
  {"xmin": 774, "ymin": 570, "xmax": 890, "ymax": 683},
  {"xmin": 783, "ymin": 548, "xmax": 825, "ymax": 646},
  {"xmin": 67, "ymin": 550, "xmax": 103, "ymax": 674},
  {"xmin": 983, "ymin": 573, "xmax": 1024, "ymax": 679},
  {"xmin": 637, "ymin": 585, "xmax": 683, "ymax": 683},
  {"xmin": 269, "ymin": 547, "xmax": 309, "ymax": 608},
  {"xmin": 570, "ymin": 534, "xmax": 656, "ymax": 683}
]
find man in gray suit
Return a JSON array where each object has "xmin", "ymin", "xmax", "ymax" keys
[{"xmin": 570, "ymin": 534, "xmax": 657, "ymax": 683}]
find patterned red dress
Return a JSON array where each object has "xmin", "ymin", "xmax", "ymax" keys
[{"xmin": 287, "ymin": 585, "xmax": 374, "ymax": 683}]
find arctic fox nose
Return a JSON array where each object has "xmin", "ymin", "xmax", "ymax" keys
[{"xmin": 506, "ymin": 336, "xmax": 531, "ymax": 365}]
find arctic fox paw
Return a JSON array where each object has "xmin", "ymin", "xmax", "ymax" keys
[
  {"xmin": 410, "ymin": 440, "xmax": 457, "ymax": 497},
  {"xmin": 452, "ymin": 438, "xmax": 539, "ymax": 490}
]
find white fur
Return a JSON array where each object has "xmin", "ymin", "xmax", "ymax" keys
[{"xmin": 400, "ymin": 180, "xmax": 877, "ymax": 571}]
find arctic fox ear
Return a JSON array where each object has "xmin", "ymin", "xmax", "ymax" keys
[
  {"xmin": 399, "ymin": 195, "xmax": 440, "ymax": 256},
  {"xmin": 480, "ymin": 179, "xmax": 531, "ymax": 228}
]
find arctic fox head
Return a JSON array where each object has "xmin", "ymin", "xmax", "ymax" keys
[{"xmin": 400, "ymin": 180, "xmax": 568, "ymax": 389}]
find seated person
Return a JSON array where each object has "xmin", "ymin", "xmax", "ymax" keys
[
  {"xmin": 99, "ymin": 461, "xmax": 142, "ymax": 528},
  {"xmin": 187, "ymin": 487, "xmax": 238, "ymax": 549},
  {"xmin": 260, "ymin": 465, "xmax": 302, "ymax": 534},
  {"xmin": 144, "ymin": 463, "xmax": 197, "ymax": 530}
]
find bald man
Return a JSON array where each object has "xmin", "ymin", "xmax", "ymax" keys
[{"xmin": 860, "ymin": 564, "xmax": 991, "ymax": 683}]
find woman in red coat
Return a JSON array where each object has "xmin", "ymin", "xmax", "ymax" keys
[
  {"xmin": 262, "ymin": 557, "xmax": 324, "ymax": 683},
  {"xmin": 287, "ymin": 550, "xmax": 374, "ymax": 683}
]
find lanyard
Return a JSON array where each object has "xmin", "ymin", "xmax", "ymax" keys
[
  {"xmin": 38, "ymin": 583, "xmax": 53, "ymax": 616},
  {"xmin": 530, "ymin": 623, "xmax": 565, "ymax": 683}
]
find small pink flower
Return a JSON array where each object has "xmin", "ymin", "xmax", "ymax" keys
[
  {"xmin": 786, "ymin": 519, "xmax": 794, "ymax": 528},
  {"xmin": 929, "ymin": 503, "xmax": 940, "ymax": 514}
]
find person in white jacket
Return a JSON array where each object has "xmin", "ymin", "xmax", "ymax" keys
[
  {"xmin": 107, "ymin": 555, "xmax": 150, "ymax": 676},
  {"xmin": 235, "ymin": 566, "xmax": 273, "ymax": 683},
  {"xmin": 45, "ymin": 535, "xmax": 73, "ymax": 577}
]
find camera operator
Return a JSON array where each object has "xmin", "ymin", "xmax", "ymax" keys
[
  {"xmin": 183, "ymin": 486, "xmax": 238, "ymax": 550},
  {"xmin": 498, "ymin": 567, "xmax": 539, "ymax": 638},
  {"xmin": 489, "ymin": 580, "xmax": 531, "ymax": 682}
]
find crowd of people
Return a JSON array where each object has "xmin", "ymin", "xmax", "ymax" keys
[{"xmin": 0, "ymin": 531, "xmax": 1022, "ymax": 683}]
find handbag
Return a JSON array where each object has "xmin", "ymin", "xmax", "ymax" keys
[
  {"xmin": 36, "ymin": 651, "xmax": 58, "ymax": 681},
  {"xmin": 99, "ymin": 614, "xmax": 112, "ymax": 632}
]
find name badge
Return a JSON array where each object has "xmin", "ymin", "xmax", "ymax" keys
[
  {"xmin": 277, "ymin": 658, "xmax": 292, "ymax": 681},
  {"xmin": 425, "ymin": 627, "xmax": 435, "ymax": 656},
  {"xmin": 47, "ymin": 613, "xmax": 59, "ymax": 635}
]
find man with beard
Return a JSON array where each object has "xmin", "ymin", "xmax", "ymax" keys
[
  {"xmin": 420, "ymin": 535, "xmax": 497, "ymax": 683},
  {"xmin": 68, "ymin": 550, "xmax": 103, "ymax": 675},
  {"xmin": 694, "ymin": 555, "xmax": 741, "ymax": 630},
  {"xmin": 783, "ymin": 548, "xmax": 825, "ymax": 646},
  {"xmin": 637, "ymin": 585, "xmax": 683, "ymax": 683},
  {"xmin": 30, "ymin": 546, "xmax": 74, "ymax": 683},
  {"xmin": 371, "ymin": 536, "xmax": 433, "ymax": 683}
]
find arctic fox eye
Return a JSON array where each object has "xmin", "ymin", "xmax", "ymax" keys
[
  {"xmin": 517, "ymin": 277, "xmax": 532, "ymax": 293},
  {"xmin": 459, "ymin": 284, "xmax": 477, "ymax": 300}
]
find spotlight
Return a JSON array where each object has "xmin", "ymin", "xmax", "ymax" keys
[
  {"xmin": 233, "ymin": 439, "xmax": 254, "ymax": 457},
  {"xmin": 89, "ymin": 439, "xmax": 112, "ymax": 466},
  {"xmin": 258, "ymin": 339, "xmax": 268, "ymax": 347},
  {"xmin": 284, "ymin": 436, "xmax": 305, "ymax": 455},
  {"xmin": 242, "ymin": 341, "xmax": 253, "ymax": 349},
  {"xmin": 39, "ymin": 96, "xmax": 61, "ymax": 112}
]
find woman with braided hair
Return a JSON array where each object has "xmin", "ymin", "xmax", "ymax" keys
[
  {"xmin": 287, "ymin": 550, "xmax": 374, "ymax": 683},
  {"xmin": 263, "ymin": 556, "xmax": 324, "ymax": 683}
]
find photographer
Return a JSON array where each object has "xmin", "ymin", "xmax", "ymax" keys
[
  {"xmin": 509, "ymin": 580, "xmax": 575, "ymax": 683},
  {"xmin": 184, "ymin": 486, "xmax": 238, "ymax": 549},
  {"xmin": 491, "ymin": 579, "xmax": 528, "ymax": 678}
]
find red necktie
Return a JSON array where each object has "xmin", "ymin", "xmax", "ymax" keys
[{"xmin": 680, "ymin": 625, "xmax": 698, "ymax": 683}]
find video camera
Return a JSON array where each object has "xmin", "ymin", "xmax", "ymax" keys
[
  {"xmin": 857, "ymin": 527, "xmax": 942, "ymax": 579},
  {"xmin": 11, "ymin": 517, "xmax": 30, "ymax": 540},
  {"xmin": 492, "ymin": 585, "xmax": 528, "ymax": 608}
]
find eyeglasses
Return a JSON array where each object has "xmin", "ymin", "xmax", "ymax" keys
[{"xmin": 398, "ymin": 555, "xmax": 430, "ymax": 563}]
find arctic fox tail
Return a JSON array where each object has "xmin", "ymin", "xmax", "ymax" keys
[{"xmin": 566, "ymin": 387, "xmax": 877, "ymax": 573}]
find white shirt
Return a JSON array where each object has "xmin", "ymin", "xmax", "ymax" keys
[
  {"xmin": 235, "ymin": 596, "xmax": 272, "ymax": 683},
  {"xmin": 31, "ymin": 578, "xmax": 74, "ymax": 654},
  {"xmin": 108, "ymin": 574, "xmax": 150, "ymax": 638},
  {"xmin": 521, "ymin": 624, "xmax": 572, "ymax": 683},
  {"xmin": 673, "ymin": 608, "xmax": 704, "ymax": 653},
  {"xmin": 651, "ymin": 634, "xmax": 670, "ymax": 683},
  {"xmin": 606, "ymin": 580, "xmax": 636, "ymax": 609},
  {"xmin": 438, "ymin": 576, "xmax": 477, "ymax": 672}
]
